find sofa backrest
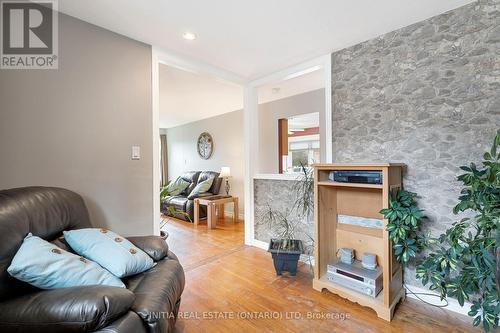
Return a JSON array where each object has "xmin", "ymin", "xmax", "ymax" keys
[
  {"xmin": 179, "ymin": 171, "xmax": 201, "ymax": 195},
  {"xmin": 175, "ymin": 171, "xmax": 222, "ymax": 196},
  {"xmin": 0, "ymin": 187, "xmax": 92, "ymax": 300}
]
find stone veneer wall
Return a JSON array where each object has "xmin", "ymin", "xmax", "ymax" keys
[{"xmin": 331, "ymin": 0, "xmax": 499, "ymax": 286}]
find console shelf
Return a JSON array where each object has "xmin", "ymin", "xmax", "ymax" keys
[
  {"xmin": 312, "ymin": 163, "xmax": 405, "ymax": 321},
  {"xmin": 317, "ymin": 181, "xmax": 383, "ymax": 189}
]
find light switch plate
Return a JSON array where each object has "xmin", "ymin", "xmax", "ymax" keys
[{"xmin": 131, "ymin": 146, "xmax": 140, "ymax": 160}]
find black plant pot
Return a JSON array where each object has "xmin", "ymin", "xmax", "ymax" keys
[{"xmin": 268, "ymin": 239, "xmax": 304, "ymax": 276}]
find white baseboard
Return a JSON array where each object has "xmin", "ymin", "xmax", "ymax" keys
[
  {"xmin": 252, "ymin": 239, "xmax": 268, "ymax": 250},
  {"xmin": 223, "ymin": 211, "xmax": 245, "ymax": 220}
]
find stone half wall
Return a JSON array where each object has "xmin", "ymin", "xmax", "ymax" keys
[
  {"xmin": 254, "ymin": 179, "xmax": 314, "ymax": 255},
  {"xmin": 331, "ymin": 0, "xmax": 499, "ymax": 286}
]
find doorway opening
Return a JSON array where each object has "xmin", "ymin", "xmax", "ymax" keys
[{"xmin": 152, "ymin": 50, "xmax": 245, "ymax": 245}]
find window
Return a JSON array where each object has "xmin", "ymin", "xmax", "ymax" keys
[{"xmin": 279, "ymin": 112, "xmax": 320, "ymax": 174}]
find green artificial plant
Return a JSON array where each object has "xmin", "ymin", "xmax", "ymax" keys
[
  {"xmin": 292, "ymin": 163, "xmax": 314, "ymax": 218},
  {"xmin": 416, "ymin": 129, "xmax": 499, "ymax": 332},
  {"xmin": 160, "ymin": 182, "xmax": 192, "ymax": 222},
  {"xmin": 380, "ymin": 190, "xmax": 426, "ymax": 266},
  {"xmin": 257, "ymin": 163, "xmax": 315, "ymax": 255},
  {"xmin": 260, "ymin": 204, "xmax": 299, "ymax": 251}
]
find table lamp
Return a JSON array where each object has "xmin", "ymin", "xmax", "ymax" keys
[{"xmin": 219, "ymin": 167, "xmax": 231, "ymax": 195}]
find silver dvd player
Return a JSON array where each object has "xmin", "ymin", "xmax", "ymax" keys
[{"xmin": 327, "ymin": 259, "xmax": 383, "ymax": 298}]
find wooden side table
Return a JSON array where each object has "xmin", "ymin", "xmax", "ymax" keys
[{"xmin": 194, "ymin": 196, "xmax": 239, "ymax": 229}]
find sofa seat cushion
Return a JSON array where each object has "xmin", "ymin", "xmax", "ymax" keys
[
  {"xmin": 163, "ymin": 196, "xmax": 188, "ymax": 211},
  {"xmin": 124, "ymin": 252, "xmax": 185, "ymax": 333}
]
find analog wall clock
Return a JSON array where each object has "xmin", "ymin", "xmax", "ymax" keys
[{"xmin": 197, "ymin": 132, "xmax": 213, "ymax": 160}]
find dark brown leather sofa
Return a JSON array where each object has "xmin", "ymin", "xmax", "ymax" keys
[
  {"xmin": 0, "ymin": 187, "xmax": 185, "ymax": 333},
  {"xmin": 162, "ymin": 171, "xmax": 222, "ymax": 221}
]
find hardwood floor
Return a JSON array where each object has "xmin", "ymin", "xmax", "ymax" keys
[{"xmin": 162, "ymin": 216, "xmax": 479, "ymax": 333}]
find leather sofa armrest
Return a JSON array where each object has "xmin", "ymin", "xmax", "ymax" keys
[
  {"xmin": 0, "ymin": 285, "xmax": 134, "ymax": 333},
  {"xmin": 127, "ymin": 236, "xmax": 169, "ymax": 261}
]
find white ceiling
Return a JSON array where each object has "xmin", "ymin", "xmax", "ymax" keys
[
  {"xmin": 160, "ymin": 63, "xmax": 323, "ymax": 128},
  {"xmin": 58, "ymin": 0, "xmax": 474, "ymax": 81},
  {"xmin": 159, "ymin": 64, "xmax": 243, "ymax": 128}
]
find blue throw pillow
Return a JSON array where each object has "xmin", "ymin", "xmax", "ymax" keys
[
  {"xmin": 63, "ymin": 228, "xmax": 155, "ymax": 278},
  {"xmin": 7, "ymin": 233, "xmax": 125, "ymax": 289}
]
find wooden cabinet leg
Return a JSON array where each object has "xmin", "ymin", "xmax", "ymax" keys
[
  {"xmin": 233, "ymin": 197, "xmax": 239, "ymax": 223},
  {"xmin": 194, "ymin": 199, "xmax": 199, "ymax": 226}
]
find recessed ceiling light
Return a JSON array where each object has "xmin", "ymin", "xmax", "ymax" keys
[{"xmin": 182, "ymin": 32, "xmax": 197, "ymax": 40}]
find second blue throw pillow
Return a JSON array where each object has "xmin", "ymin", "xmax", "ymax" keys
[{"xmin": 64, "ymin": 228, "xmax": 155, "ymax": 278}]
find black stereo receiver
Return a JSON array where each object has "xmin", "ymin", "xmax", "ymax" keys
[{"xmin": 329, "ymin": 170, "xmax": 383, "ymax": 185}]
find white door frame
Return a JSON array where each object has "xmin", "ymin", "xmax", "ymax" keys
[
  {"xmin": 151, "ymin": 47, "xmax": 245, "ymax": 235},
  {"xmin": 151, "ymin": 49, "xmax": 160, "ymax": 235},
  {"xmin": 151, "ymin": 49, "xmax": 331, "ymax": 245},
  {"xmin": 243, "ymin": 54, "xmax": 332, "ymax": 247}
]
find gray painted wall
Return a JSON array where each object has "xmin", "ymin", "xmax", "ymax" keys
[
  {"xmin": 0, "ymin": 13, "xmax": 154, "ymax": 236},
  {"xmin": 165, "ymin": 110, "xmax": 245, "ymax": 216},
  {"xmin": 331, "ymin": 0, "xmax": 499, "ymax": 285},
  {"xmin": 258, "ymin": 89, "xmax": 325, "ymax": 173}
]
